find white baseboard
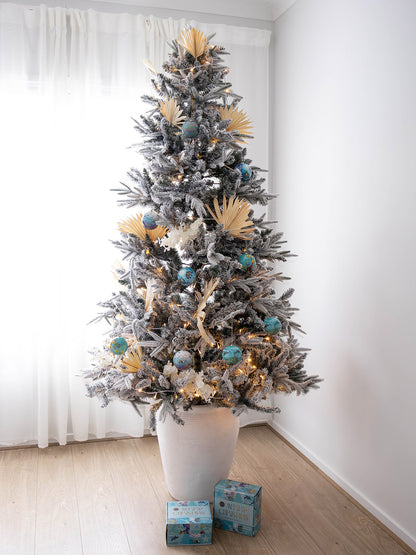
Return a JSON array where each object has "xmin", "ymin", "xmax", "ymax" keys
[{"xmin": 269, "ymin": 421, "xmax": 416, "ymax": 553}]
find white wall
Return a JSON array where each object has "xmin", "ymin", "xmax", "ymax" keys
[{"xmin": 271, "ymin": 0, "xmax": 416, "ymax": 549}]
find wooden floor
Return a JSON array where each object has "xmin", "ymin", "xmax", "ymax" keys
[{"xmin": 0, "ymin": 426, "xmax": 411, "ymax": 555}]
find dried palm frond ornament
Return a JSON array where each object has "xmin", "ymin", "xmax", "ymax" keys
[
  {"xmin": 159, "ymin": 98, "xmax": 186, "ymax": 126},
  {"xmin": 178, "ymin": 28, "xmax": 208, "ymax": 59},
  {"xmin": 206, "ymin": 196, "xmax": 255, "ymax": 240},
  {"xmin": 194, "ymin": 277, "xmax": 221, "ymax": 347},
  {"xmin": 118, "ymin": 214, "xmax": 168, "ymax": 242},
  {"xmin": 140, "ymin": 279, "xmax": 157, "ymax": 312},
  {"xmin": 142, "ymin": 58, "xmax": 158, "ymax": 75},
  {"xmin": 219, "ymin": 106, "xmax": 253, "ymax": 143},
  {"xmin": 120, "ymin": 348, "xmax": 143, "ymax": 373}
]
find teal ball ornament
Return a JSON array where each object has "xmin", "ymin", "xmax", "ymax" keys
[
  {"xmin": 235, "ymin": 163, "xmax": 252, "ymax": 182},
  {"xmin": 173, "ymin": 350, "xmax": 193, "ymax": 370},
  {"xmin": 222, "ymin": 345, "xmax": 242, "ymax": 365},
  {"xmin": 178, "ymin": 267, "xmax": 196, "ymax": 286},
  {"xmin": 109, "ymin": 337, "xmax": 128, "ymax": 355},
  {"xmin": 264, "ymin": 317, "xmax": 282, "ymax": 335},
  {"xmin": 239, "ymin": 253, "xmax": 256, "ymax": 272},
  {"xmin": 142, "ymin": 211, "xmax": 158, "ymax": 230},
  {"xmin": 182, "ymin": 121, "xmax": 199, "ymax": 139}
]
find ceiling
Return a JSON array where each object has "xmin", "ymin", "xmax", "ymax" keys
[{"xmin": 268, "ymin": 0, "xmax": 297, "ymax": 20}]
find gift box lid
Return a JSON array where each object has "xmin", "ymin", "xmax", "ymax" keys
[
  {"xmin": 166, "ymin": 500, "xmax": 212, "ymax": 525},
  {"xmin": 215, "ymin": 479, "xmax": 261, "ymax": 496}
]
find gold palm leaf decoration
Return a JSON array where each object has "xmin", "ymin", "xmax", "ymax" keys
[
  {"xmin": 206, "ymin": 196, "xmax": 255, "ymax": 240},
  {"xmin": 111, "ymin": 259, "xmax": 125, "ymax": 282},
  {"xmin": 118, "ymin": 214, "xmax": 168, "ymax": 242},
  {"xmin": 140, "ymin": 279, "xmax": 157, "ymax": 312},
  {"xmin": 178, "ymin": 28, "xmax": 208, "ymax": 59},
  {"xmin": 219, "ymin": 106, "xmax": 253, "ymax": 143},
  {"xmin": 159, "ymin": 98, "xmax": 186, "ymax": 126},
  {"xmin": 120, "ymin": 347, "xmax": 143, "ymax": 373},
  {"xmin": 194, "ymin": 277, "xmax": 221, "ymax": 346},
  {"xmin": 142, "ymin": 58, "xmax": 158, "ymax": 75}
]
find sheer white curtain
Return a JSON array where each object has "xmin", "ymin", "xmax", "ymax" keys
[{"xmin": 0, "ymin": 3, "xmax": 271, "ymax": 447}]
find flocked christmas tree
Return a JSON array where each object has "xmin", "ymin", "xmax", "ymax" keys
[{"xmin": 83, "ymin": 28, "xmax": 322, "ymax": 429}]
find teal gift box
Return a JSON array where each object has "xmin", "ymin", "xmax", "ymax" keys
[
  {"xmin": 166, "ymin": 500, "xmax": 212, "ymax": 546},
  {"xmin": 213, "ymin": 479, "xmax": 262, "ymax": 537}
]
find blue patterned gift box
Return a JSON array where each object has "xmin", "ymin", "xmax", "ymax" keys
[
  {"xmin": 213, "ymin": 479, "xmax": 262, "ymax": 537},
  {"xmin": 166, "ymin": 500, "xmax": 212, "ymax": 546}
]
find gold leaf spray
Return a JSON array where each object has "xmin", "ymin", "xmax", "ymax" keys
[
  {"xmin": 219, "ymin": 106, "xmax": 253, "ymax": 143},
  {"xmin": 194, "ymin": 278, "xmax": 221, "ymax": 346},
  {"xmin": 206, "ymin": 196, "xmax": 255, "ymax": 240},
  {"xmin": 159, "ymin": 98, "xmax": 186, "ymax": 127},
  {"xmin": 178, "ymin": 28, "xmax": 208, "ymax": 59},
  {"xmin": 118, "ymin": 214, "xmax": 168, "ymax": 242},
  {"xmin": 120, "ymin": 347, "xmax": 143, "ymax": 373}
]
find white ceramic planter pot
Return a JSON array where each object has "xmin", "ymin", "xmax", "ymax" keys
[{"xmin": 156, "ymin": 405, "xmax": 239, "ymax": 501}]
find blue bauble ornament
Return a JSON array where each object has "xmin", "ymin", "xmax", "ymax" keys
[
  {"xmin": 181, "ymin": 121, "xmax": 199, "ymax": 139},
  {"xmin": 235, "ymin": 163, "xmax": 252, "ymax": 182},
  {"xmin": 178, "ymin": 267, "xmax": 196, "ymax": 286},
  {"xmin": 142, "ymin": 211, "xmax": 158, "ymax": 230},
  {"xmin": 222, "ymin": 345, "xmax": 243, "ymax": 365},
  {"xmin": 239, "ymin": 253, "xmax": 256, "ymax": 272},
  {"xmin": 109, "ymin": 337, "xmax": 128, "ymax": 355},
  {"xmin": 173, "ymin": 350, "xmax": 193, "ymax": 370},
  {"xmin": 264, "ymin": 317, "xmax": 282, "ymax": 335}
]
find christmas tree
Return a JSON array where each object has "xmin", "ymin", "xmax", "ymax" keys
[{"xmin": 83, "ymin": 28, "xmax": 321, "ymax": 429}]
